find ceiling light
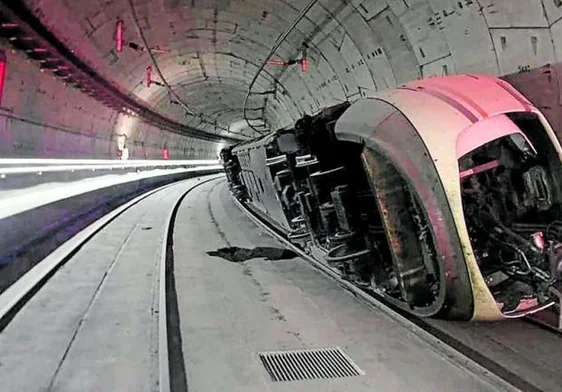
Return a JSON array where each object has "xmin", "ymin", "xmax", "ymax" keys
[{"xmin": 266, "ymin": 59, "xmax": 287, "ymax": 66}]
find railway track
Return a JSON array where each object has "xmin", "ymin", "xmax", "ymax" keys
[
  {"xmin": 234, "ymin": 195, "xmax": 562, "ymax": 392},
  {"xmin": 1, "ymin": 176, "xmax": 560, "ymax": 391},
  {"xmin": 0, "ymin": 174, "xmax": 224, "ymax": 392}
]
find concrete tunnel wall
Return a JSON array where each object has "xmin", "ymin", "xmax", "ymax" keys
[
  {"xmin": 3, "ymin": 0, "xmax": 562, "ymax": 159},
  {"xmin": 0, "ymin": 43, "xmax": 220, "ymax": 159},
  {"xmin": 0, "ymin": 42, "xmax": 221, "ymax": 159},
  {"xmin": 0, "ymin": 44, "xmax": 117, "ymax": 159}
]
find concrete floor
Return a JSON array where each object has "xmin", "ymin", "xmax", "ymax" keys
[
  {"xmin": 172, "ymin": 179, "xmax": 507, "ymax": 392},
  {"xmin": 0, "ymin": 177, "xmax": 518, "ymax": 392},
  {"xmin": 0, "ymin": 177, "xmax": 207, "ymax": 392},
  {"xmin": 428, "ymin": 316, "xmax": 562, "ymax": 392}
]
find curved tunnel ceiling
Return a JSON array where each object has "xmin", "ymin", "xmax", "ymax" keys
[{"xmin": 16, "ymin": 0, "xmax": 562, "ymax": 142}]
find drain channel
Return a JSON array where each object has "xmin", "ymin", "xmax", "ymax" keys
[{"xmin": 258, "ymin": 347, "xmax": 364, "ymax": 382}]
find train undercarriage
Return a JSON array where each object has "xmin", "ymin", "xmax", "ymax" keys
[{"xmin": 222, "ymin": 105, "xmax": 562, "ymax": 323}]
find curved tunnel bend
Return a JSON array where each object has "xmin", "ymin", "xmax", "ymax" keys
[
  {"xmin": 0, "ymin": 0, "xmax": 560, "ymax": 162},
  {"xmin": 2, "ymin": 1, "xmax": 562, "ymax": 391}
]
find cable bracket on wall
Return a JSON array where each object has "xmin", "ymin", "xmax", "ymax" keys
[
  {"xmin": 127, "ymin": 0, "xmax": 242, "ymax": 138},
  {"xmin": 243, "ymin": 0, "xmax": 317, "ymax": 134}
]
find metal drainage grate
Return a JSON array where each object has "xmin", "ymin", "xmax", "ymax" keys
[{"xmin": 258, "ymin": 347, "xmax": 364, "ymax": 382}]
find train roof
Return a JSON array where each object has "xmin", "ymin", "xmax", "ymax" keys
[
  {"xmin": 398, "ymin": 74, "xmax": 536, "ymax": 122},
  {"xmin": 335, "ymin": 74, "xmax": 547, "ymax": 157},
  {"xmin": 389, "ymin": 74, "xmax": 543, "ymax": 158}
]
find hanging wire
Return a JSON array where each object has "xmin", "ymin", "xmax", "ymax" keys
[
  {"xmin": 127, "ymin": 0, "xmax": 244, "ymax": 138},
  {"xmin": 243, "ymin": 0, "xmax": 318, "ymax": 134}
]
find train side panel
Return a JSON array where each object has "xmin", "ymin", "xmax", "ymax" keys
[{"xmin": 234, "ymin": 140, "xmax": 292, "ymax": 231}]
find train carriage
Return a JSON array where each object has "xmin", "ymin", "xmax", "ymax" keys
[{"xmin": 221, "ymin": 74, "xmax": 562, "ymax": 322}]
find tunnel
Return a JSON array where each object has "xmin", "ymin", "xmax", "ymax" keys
[
  {"xmin": 2, "ymin": 1, "xmax": 562, "ymax": 392},
  {"xmin": 0, "ymin": 0, "xmax": 560, "ymax": 160}
]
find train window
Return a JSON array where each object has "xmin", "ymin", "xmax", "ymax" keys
[
  {"xmin": 508, "ymin": 133, "xmax": 536, "ymax": 156},
  {"xmin": 507, "ymin": 112, "xmax": 560, "ymax": 163},
  {"xmin": 458, "ymin": 132, "xmax": 535, "ymax": 174},
  {"xmin": 460, "ymin": 112, "xmax": 562, "ymax": 315},
  {"xmin": 258, "ymin": 178, "xmax": 265, "ymax": 193}
]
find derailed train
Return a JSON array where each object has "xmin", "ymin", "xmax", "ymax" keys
[{"xmin": 221, "ymin": 74, "xmax": 562, "ymax": 321}]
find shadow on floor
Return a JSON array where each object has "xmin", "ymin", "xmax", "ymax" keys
[{"xmin": 207, "ymin": 246, "xmax": 298, "ymax": 263}]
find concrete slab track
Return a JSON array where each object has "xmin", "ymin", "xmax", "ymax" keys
[
  {"xmin": 172, "ymin": 179, "xmax": 502, "ymax": 392},
  {"xmin": 0, "ymin": 177, "xmax": 209, "ymax": 392},
  {"xmin": 0, "ymin": 177, "xmax": 518, "ymax": 392}
]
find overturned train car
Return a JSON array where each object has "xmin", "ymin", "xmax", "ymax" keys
[{"xmin": 221, "ymin": 74, "xmax": 562, "ymax": 321}]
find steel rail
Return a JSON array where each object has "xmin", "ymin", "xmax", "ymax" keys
[{"xmin": 0, "ymin": 173, "xmax": 224, "ymax": 392}]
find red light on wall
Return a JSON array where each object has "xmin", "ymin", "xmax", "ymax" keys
[
  {"xmin": 146, "ymin": 65, "xmax": 152, "ymax": 88},
  {"xmin": 0, "ymin": 50, "xmax": 6, "ymax": 106},
  {"xmin": 115, "ymin": 20, "xmax": 124, "ymax": 53},
  {"xmin": 266, "ymin": 59, "xmax": 286, "ymax": 66},
  {"xmin": 162, "ymin": 148, "xmax": 170, "ymax": 160},
  {"xmin": 300, "ymin": 58, "xmax": 308, "ymax": 73}
]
